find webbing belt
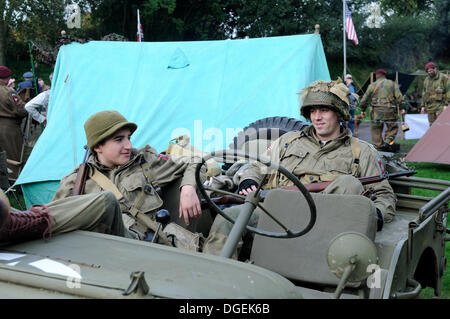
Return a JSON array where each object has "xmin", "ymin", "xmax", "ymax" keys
[{"xmin": 90, "ymin": 168, "xmax": 123, "ymax": 200}]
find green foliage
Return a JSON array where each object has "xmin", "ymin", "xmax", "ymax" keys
[
  {"xmin": 143, "ymin": 0, "xmax": 177, "ymax": 15},
  {"xmin": 376, "ymin": 15, "xmax": 434, "ymax": 71},
  {"xmin": 140, "ymin": 0, "xmax": 230, "ymax": 41},
  {"xmin": 379, "ymin": 0, "xmax": 434, "ymax": 16},
  {"xmin": 431, "ymin": 0, "xmax": 450, "ymax": 58},
  {"xmin": 0, "ymin": 0, "xmax": 448, "ymax": 77}
]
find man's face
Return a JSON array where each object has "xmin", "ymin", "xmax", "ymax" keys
[
  {"xmin": 309, "ymin": 106, "xmax": 341, "ymax": 141},
  {"xmin": 427, "ymin": 66, "xmax": 437, "ymax": 77},
  {"xmin": 94, "ymin": 128, "xmax": 132, "ymax": 168}
]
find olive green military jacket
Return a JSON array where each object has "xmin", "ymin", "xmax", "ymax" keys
[
  {"xmin": 241, "ymin": 126, "xmax": 397, "ymax": 222},
  {"xmin": 52, "ymin": 145, "xmax": 201, "ymax": 219},
  {"xmin": 360, "ymin": 78, "xmax": 404, "ymax": 121},
  {"xmin": 421, "ymin": 71, "xmax": 450, "ymax": 113},
  {"xmin": 0, "ymin": 83, "xmax": 27, "ymax": 121}
]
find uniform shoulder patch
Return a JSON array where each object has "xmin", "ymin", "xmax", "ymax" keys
[
  {"xmin": 377, "ymin": 157, "xmax": 385, "ymax": 174},
  {"xmin": 11, "ymin": 93, "xmax": 21, "ymax": 106},
  {"xmin": 158, "ymin": 153, "xmax": 168, "ymax": 160}
]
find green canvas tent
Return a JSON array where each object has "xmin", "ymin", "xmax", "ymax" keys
[{"xmin": 15, "ymin": 33, "xmax": 330, "ymax": 207}]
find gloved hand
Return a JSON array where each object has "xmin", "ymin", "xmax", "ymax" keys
[{"xmin": 237, "ymin": 179, "xmax": 259, "ymax": 195}]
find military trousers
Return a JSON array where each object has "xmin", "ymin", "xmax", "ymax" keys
[
  {"xmin": 202, "ymin": 175, "xmax": 365, "ymax": 259},
  {"xmin": 427, "ymin": 108, "xmax": 444, "ymax": 126},
  {"xmin": 47, "ymin": 191, "xmax": 137, "ymax": 239},
  {"xmin": 370, "ymin": 120, "xmax": 398, "ymax": 148}
]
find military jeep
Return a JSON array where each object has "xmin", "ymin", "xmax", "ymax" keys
[{"xmin": 0, "ymin": 117, "xmax": 448, "ymax": 299}]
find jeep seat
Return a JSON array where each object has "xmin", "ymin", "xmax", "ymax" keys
[
  {"xmin": 250, "ymin": 190, "xmax": 377, "ymax": 287},
  {"xmin": 160, "ymin": 177, "xmax": 213, "ymax": 237}
]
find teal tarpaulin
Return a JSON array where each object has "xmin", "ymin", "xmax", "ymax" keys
[{"xmin": 16, "ymin": 33, "xmax": 330, "ymax": 207}]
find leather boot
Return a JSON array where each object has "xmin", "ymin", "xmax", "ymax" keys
[{"xmin": 0, "ymin": 199, "xmax": 54, "ymax": 244}]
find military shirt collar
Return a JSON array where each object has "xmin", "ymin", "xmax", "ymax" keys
[
  {"xmin": 88, "ymin": 148, "xmax": 141, "ymax": 172},
  {"xmin": 304, "ymin": 125, "xmax": 351, "ymax": 147}
]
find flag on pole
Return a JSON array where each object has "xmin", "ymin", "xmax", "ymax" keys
[
  {"xmin": 137, "ymin": 9, "xmax": 144, "ymax": 42},
  {"xmin": 345, "ymin": 3, "xmax": 358, "ymax": 45}
]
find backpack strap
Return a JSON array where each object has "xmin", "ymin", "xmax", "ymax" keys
[
  {"xmin": 128, "ymin": 155, "xmax": 168, "ymax": 242},
  {"xmin": 129, "ymin": 155, "xmax": 162, "ymax": 218},
  {"xmin": 265, "ymin": 131, "xmax": 303, "ymax": 188},
  {"xmin": 350, "ymin": 137, "xmax": 361, "ymax": 176},
  {"xmin": 90, "ymin": 167, "xmax": 124, "ymax": 200}
]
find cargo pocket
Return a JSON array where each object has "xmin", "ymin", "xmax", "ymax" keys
[
  {"xmin": 121, "ymin": 171, "xmax": 164, "ymax": 214},
  {"xmin": 278, "ymin": 150, "xmax": 309, "ymax": 186},
  {"xmin": 323, "ymin": 153, "xmax": 352, "ymax": 176},
  {"xmin": 435, "ymin": 88, "xmax": 443, "ymax": 102}
]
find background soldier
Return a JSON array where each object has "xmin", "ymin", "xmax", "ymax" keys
[
  {"xmin": 359, "ymin": 69, "xmax": 405, "ymax": 152},
  {"xmin": 420, "ymin": 62, "xmax": 449, "ymax": 126},
  {"xmin": 0, "ymin": 66, "xmax": 28, "ymax": 179}
]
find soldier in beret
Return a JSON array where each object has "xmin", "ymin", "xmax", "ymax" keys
[
  {"xmin": 0, "ymin": 66, "xmax": 28, "ymax": 178},
  {"xmin": 421, "ymin": 62, "xmax": 449, "ymax": 126},
  {"xmin": 202, "ymin": 79, "xmax": 396, "ymax": 258},
  {"xmin": 0, "ymin": 110, "xmax": 205, "ymax": 244},
  {"xmin": 359, "ymin": 69, "xmax": 405, "ymax": 152}
]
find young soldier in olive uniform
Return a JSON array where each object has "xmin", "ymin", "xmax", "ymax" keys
[
  {"xmin": 420, "ymin": 62, "xmax": 449, "ymax": 126},
  {"xmin": 0, "ymin": 110, "xmax": 203, "ymax": 243},
  {"xmin": 0, "ymin": 66, "xmax": 28, "ymax": 178},
  {"xmin": 202, "ymin": 79, "xmax": 396, "ymax": 258},
  {"xmin": 359, "ymin": 69, "xmax": 404, "ymax": 152}
]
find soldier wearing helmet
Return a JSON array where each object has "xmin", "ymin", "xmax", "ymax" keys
[
  {"xmin": 202, "ymin": 79, "xmax": 396, "ymax": 258},
  {"xmin": 359, "ymin": 69, "xmax": 405, "ymax": 152},
  {"xmin": 0, "ymin": 110, "xmax": 205, "ymax": 244},
  {"xmin": 421, "ymin": 62, "xmax": 449, "ymax": 126}
]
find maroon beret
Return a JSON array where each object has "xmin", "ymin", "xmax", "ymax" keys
[
  {"xmin": 0, "ymin": 66, "xmax": 12, "ymax": 78},
  {"xmin": 375, "ymin": 69, "xmax": 387, "ymax": 76},
  {"xmin": 425, "ymin": 62, "xmax": 436, "ymax": 72}
]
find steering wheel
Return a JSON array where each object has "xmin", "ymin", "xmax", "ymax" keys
[{"xmin": 195, "ymin": 150, "xmax": 317, "ymax": 239}]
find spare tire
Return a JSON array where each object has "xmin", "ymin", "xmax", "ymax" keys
[{"xmin": 229, "ymin": 116, "xmax": 308, "ymax": 151}]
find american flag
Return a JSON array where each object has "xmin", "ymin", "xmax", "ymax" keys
[
  {"xmin": 137, "ymin": 9, "xmax": 144, "ymax": 42},
  {"xmin": 345, "ymin": 3, "xmax": 358, "ymax": 46}
]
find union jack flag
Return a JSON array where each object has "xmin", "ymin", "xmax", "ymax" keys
[
  {"xmin": 345, "ymin": 3, "xmax": 359, "ymax": 46},
  {"xmin": 137, "ymin": 9, "xmax": 144, "ymax": 42}
]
